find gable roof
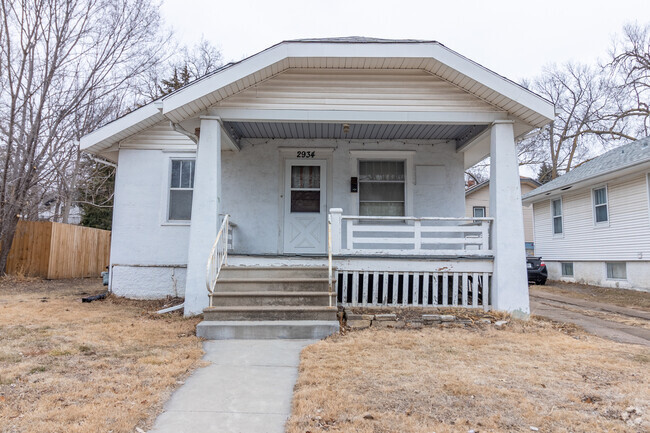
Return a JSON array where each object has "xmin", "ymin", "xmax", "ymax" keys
[
  {"xmin": 522, "ymin": 137, "xmax": 650, "ymax": 203},
  {"xmin": 81, "ymin": 37, "xmax": 555, "ymax": 155},
  {"xmin": 465, "ymin": 176, "xmax": 541, "ymax": 196}
]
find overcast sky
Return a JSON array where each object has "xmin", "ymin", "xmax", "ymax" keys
[{"xmin": 161, "ymin": 0, "xmax": 649, "ymax": 83}]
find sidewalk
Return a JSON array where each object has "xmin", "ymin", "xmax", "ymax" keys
[{"xmin": 148, "ymin": 339, "xmax": 315, "ymax": 433}]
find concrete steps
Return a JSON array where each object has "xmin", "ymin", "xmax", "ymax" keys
[{"xmin": 198, "ymin": 265, "xmax": 339, "ymax": 340}]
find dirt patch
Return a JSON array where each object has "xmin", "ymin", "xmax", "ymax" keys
[
  {"xmin": 287, "ymin": 319, "xmax": 650, "ymax": 433},
  {"xmin": 0, "ymin": 277, "xmax": 203, "ymax": 433},
  {"xmin": 534, "ymin": 281, "xmax": 650, "ymax": 311}
]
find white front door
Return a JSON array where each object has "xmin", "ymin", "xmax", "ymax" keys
[{"xmin": 283, "ymin": 160, "xmax": 327, "ymax": 254}]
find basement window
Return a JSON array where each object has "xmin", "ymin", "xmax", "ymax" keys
[
  {"xmin": 606, "ymin": 262, "xmax": 626, "ymax": 280},
  {"xmin": 168, "ymin": 159, "xmax": 195, "ymax": 221},
  {"xmin": 561, "ymin": 262, "xmax": 574, "ymax": 277},
  {"xmin": 359, "ymin": 160, "xmax": 405, "ymax": 216}
]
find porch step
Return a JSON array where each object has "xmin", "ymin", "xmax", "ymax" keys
[
  {"xmin": 203, "ymin": 306, "xmax": 338, "ymax": 321},
  {"xmin": 210, "ymin": 291, "xmax": 333, "ymax": 307},
  {"xmin": 219, "ymin": 266, "xmax": 329, "ymax": 279},
  {"xmin": 196, "ymin": 320, "xmax": 340, "ymax": 340},
  {"xmin": 214, "ymin": 278, "xmax": 331, "ymax": 293}
]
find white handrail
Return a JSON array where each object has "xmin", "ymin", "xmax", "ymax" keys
[
  {"xmin": 206, "ymin": 214, "xmax": 231, "ymax": 296},
  {"xmin": 327, "ymin": 214, "xmax": 333, "ymax": 308}
]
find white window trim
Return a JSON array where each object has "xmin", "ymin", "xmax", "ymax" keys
[
  {"xmin": 349, "ymin": 150, "xmax": 414, "ymax": 217},
  {"xmin": 550, "ymin": 197, "xmax": 564, "ymax": 238},
  {"xmin": 473, "ymin": 206, "xmax": 486, "ymax": 218},
  {"xmin": 605, "ymin": 262, "xmax": 627, "ymax": 281},
  {"xmin": 646, "ymin": 173, "xmax": 650, "ymax": 225},
  {"xmin": 161, "ymin": 156, "xmax": 196, "ymax": 226},
  {"xmin": 591, "ymin": 185, "xmax": 610, "ymax": 227}
]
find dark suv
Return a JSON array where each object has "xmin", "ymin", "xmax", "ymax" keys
[{"xmin": 527, "ymin": 256, "xmax": 547, "ymax": 285}]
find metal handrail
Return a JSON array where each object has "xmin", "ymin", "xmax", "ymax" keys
[
  {"xmin": 206, "ymin": 214, "xmax": 231, "ymax": 298},
  {"xmin": 327, "ymin": 214, "xmax": 333, "ymax": 308}
]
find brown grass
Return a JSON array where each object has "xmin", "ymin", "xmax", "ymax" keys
[
  {"xmin": 0, "ymin": 278, "xmax": 204, "ymax": 433},
  {"xmin": 534, "ymin": 281, "xmax": 650, "ymax": 311},
  {"xmin": 287, "ymin": 319, "xmax": 650, "ymax": 433}
]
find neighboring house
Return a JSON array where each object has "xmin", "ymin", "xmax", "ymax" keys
[
  {"xmin": 465, "ymin": 177, "xmax": 541, "ymax": 255},
  {"xmin": 523, "ymin": 138, "xmax": 650, "ymax": 291},
  {"xmin": 80, "ymin": 37, "xmax": 554, "ymax": 323}
]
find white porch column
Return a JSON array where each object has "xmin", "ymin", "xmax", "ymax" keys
[
  {"xmin": 184, "ymin": 116, "xmax": 221, "ymax": 316},
  {"xmin": 488, "ymin": 120, "xmax": 529, "ymax": 315}
]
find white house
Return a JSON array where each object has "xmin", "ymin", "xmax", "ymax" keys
[
  {"xmin": 465, "ymin": 177, "xmax": 541, "ymax": 255},
  {"xmin": 523, "ymin": 138, "xmax": 650, "ymax": 291},
  {"xmin": 80, "ymin": 37, "xmax": 554, "ymax": 331}
]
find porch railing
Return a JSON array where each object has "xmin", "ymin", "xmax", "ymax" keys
[
  {"xmin": 328, "ymin": 209, "xmax": 493, "ymax": 257},
  {"xmin": 206, "ymin": 215, "xmax": 233, "ymax": 299}
]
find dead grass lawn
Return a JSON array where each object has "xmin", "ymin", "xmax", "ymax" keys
[
  {"xmin": 0, "ymin": 277, "xmax": 203, "ymax": 433},
  {"xmin": 287, "ymin": 320, "xmax": 650, "ymax": 433}
]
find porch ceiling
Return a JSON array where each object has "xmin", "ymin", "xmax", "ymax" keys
[{"xmin": 224, "ymin": 121, "xmax": 488, "ymax": 142}]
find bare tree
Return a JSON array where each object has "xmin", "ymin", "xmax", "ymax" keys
[
  {"xmin": 519, "ymin": 63, "xmax": 637, "ymax": 180},
  {"xmin": 0, "ymin": 0, "xmax": 169, "ymax": 273},
  {"xmin": 607, "ymin": 22, "xmax": 650, "ymax": 136}
]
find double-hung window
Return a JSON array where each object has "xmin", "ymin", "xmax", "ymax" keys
[
  {"xmin": 358, "ymin": 160, "xmax": 405, "ymax": 216},
  {"xmin": 168, "ymin": 159, "xmax": 195, "ymax": 221},
  {"xmin": 551, "ymin": 198, "xmax": 563, "ymax": 235},
  {"xmin": 593, "ymin": 187, "xmax": 608, "ymax": 224}
]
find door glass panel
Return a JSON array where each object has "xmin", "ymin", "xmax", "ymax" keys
[
  {"xmin": 291, "ymin": 166, "xmax": 320, "ymax": 189},
  {"xmin": 291, "ymin": 190, "xmax": 320, "ymax": 212}
]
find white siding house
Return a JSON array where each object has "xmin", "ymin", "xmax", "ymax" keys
[
  {"xmin": 465, "ymin": 177, "xmax": 540, "ymax": 255},
  {"xmin": 523, "ymin": 138, "xmax": 650, "ymax": 291},
  {"xmin": 81, "ymin": 38, "xmax": 555, "ymax": 323}
]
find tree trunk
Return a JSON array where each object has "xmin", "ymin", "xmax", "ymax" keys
[{"xmin": 0, "ymin": 215, "xmax": 20, "ymax": 275}]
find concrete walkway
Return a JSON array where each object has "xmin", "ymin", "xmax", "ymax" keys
[
  {"xmin": 148, "ymin": 339, "xmax": 315, "ymax": 433},
  {"xmin": 530, "ymin": 289, "xmax": 650, "ymax": 347}
]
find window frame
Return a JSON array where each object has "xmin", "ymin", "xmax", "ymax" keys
[
  {"xmin": 550, "ymin": 197, "xmax": 563, "ymax": 237},
  {"xmin": 473, "ymin": 206, "xmax": 486, "ymax": 218},
  {"xmin": 561, "ymin": 262, "xmax": 574, "ymax": 277},
  {"xmin": 165, "ymin": 157, "xmax": 196, "ymax": 224},
  {"xmin": 592, "ymin": 185, "xmax": 610, "ymax": 226},
  {"xmin": 358, "ymin": 159, "xmax": 406, "ymax": 217},
  {"xmin": 606, "ymin": 262, "xmax": 627, "ymax": 280},
  {"xmin": 349, "ymin": 150, "xmax": 414, "ymax": 217}
]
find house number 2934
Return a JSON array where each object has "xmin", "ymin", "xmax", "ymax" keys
[{"xmin": 296, "ymin": 151, "xmax": 315, "ymax": 158}]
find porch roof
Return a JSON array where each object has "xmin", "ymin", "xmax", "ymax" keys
[{"xmin": 80, "ymin": 38, "xmax": 555, "ymax": 158}]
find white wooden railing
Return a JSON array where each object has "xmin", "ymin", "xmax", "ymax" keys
[
  {"xmin": 329, "ymin": 209, "xmax": 493, "ymax": 257},
  {"xmin": 206, "ymin": 215, "xmax": 233, "ymax": 298}
]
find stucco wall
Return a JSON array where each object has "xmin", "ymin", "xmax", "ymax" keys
[
  {"xmin": 545, "ymin": 260, "xmax": 650, "ymax": 292},
  {"xmin": 109, "ymin": 139, "xmax": 465, "ymax": 298}
]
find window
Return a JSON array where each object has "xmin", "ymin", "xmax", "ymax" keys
[
  {"xmin": 358, "ymin": 160, "xmax": 405, "ymax": 216},
  {"xmin": 561, "ymin": 262, "xmax": 574, "ymax": 277},
  {"xmin": 473, "ymin": 206, "xmax": 486, "ymax": 218},
  {"xmin": 168, "ymin": 159, "xmax": 195, "ymax": 221},
  {"xmin": 593, "ymin": 187, "xmax": 608, "ymax": 223},
  {"xmin": 606, "ymin": 262, "xmax": 626, "ymax": 279},
  {"xmin": 290, "ymin": 165, "xmax": 320, "ymax": 213},
  {"xmin": 551, "ymin": 198, "xmax": 563, "ymax": 235}
]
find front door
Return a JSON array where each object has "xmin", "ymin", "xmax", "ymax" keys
[{"xmin": 283, "ymin": 160, "xmax": 327, "ymax": 254}]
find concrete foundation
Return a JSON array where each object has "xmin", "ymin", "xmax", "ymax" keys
[{"xmin": 196, "ymin": 320, "xmax": 340, "ymax": 340}]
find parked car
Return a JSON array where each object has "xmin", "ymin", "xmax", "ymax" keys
[{"xmin": 527, "ymin": 256, "xmax": 547, "ymax": 285}]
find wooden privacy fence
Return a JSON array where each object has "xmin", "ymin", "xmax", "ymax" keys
[{"xmin": 7, "ymin": 221, "xmax": 111, "ymax": 279}]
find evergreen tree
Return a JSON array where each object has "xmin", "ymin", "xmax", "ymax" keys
[{"xmin": 537, "ymin": 162, "xmax": 553, "ymax": 184}]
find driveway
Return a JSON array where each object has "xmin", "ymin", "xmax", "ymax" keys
[{"xmin": 530, "ymin": 286, "xmax": 650, "ymax": 347}]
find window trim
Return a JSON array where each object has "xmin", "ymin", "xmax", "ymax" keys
[
  {"xmin": 349, "ymin": 150, "xmax": 414, "ymax": 217},
  {"xmin": 591, "ymin": 185, "xmax": 610, "ymax": 227},
  {"xmin": 561, "ymin": 262, "xmax": 574, "ymax": 277},
  {"xmin": 163, "ymin": 156, "xmax": 196, "ymax": 225},
  {"xmin": 606, "ymin": 262, "xmax": 627, "ymax": 280},
  {"xmin": 550, "ymin": 197, "xmax": 563, "ymax": 237},
  {"xmin": 473, "ymin": 206, "xmax": 486, "ymax": 218}
]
